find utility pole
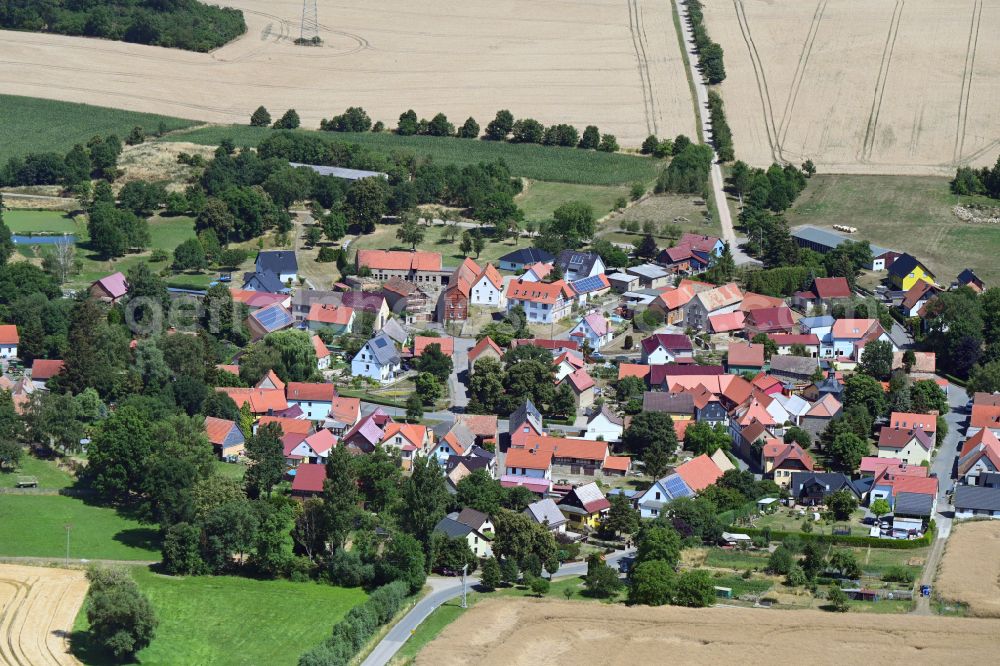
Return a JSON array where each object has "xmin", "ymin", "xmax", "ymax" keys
[
  {"xmin": 461, "ymin": 564, "xmax": 468, "ymax": 609},
  {"xmin": 300, "ymin": 0, "xmax": 319, "ymax": 42}
]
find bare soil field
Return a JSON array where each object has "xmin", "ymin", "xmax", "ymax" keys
[
  {"xmin": 416, "ymin": 597, "xmax": 1000, "ymax": 665},
  {"xmin": 0, "ymin": 0, "xmax": 696, "ymax": 147},
  {"xmin": 936, "ymin": 520, "xmax": 1000, "ymax": 617},
  {"xmin": 703, "ymin": 0, "xmax": 1000, "ymax": 174},
  {"xmin": 0, "ymin": 564, "xmax": 88, "ymax": 666}
]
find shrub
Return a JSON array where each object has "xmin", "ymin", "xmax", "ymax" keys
[
  {"xmin": 317, "ymin": 247, "xmax": 338, "ymax": 262},
  {"xmin": 881, "ymin": 565, "xmax": 915, "ymax": 583}
]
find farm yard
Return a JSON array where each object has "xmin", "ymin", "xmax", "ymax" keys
[
  {"xmin": 935, "ymin": 520, "xmax": 1000, "ymax": 618},
  {"xmin": 71, "ymin": 568, "xmax": 367, "ymax": 666},
  {"xmin": 0, "ymin": 564, "xmax": 89, "ymax": 666},
  {"xmin": 0, "ymin": 0, "xmax": 698, "ymax": 148},
  {"xmin": 415, "ymin": 598, "xmax": 1000, "ymax": 665},
  {"xmin": 704, "ymin": 0, "xmax": 1000, "ymax": 174}
]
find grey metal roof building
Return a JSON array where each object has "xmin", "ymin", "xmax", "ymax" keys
[
  {"xmin": 791, "ymin": 226, "xmax": 891, "ymax": 257},
  {"xmin": 290, "ymin": 162, "xmax": 388, "ymax": 181},
  {"xmin": 893, "ymin": 491, "xmax": 934, "ymax": 517},
  {"xmin": 954, "ymin": 485, "xmax": 1000, "ymax": 513},
  {"xmin": 433, "ymin": 516, "xmax": 473, "ymax": 539}
]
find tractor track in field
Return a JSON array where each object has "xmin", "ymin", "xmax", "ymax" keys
[
  {"xmin": 777, "ymin": 0, "xmax": 827, "ymax": 149},
  {"xmin": 954, "ymin": 0, "xmax": 982, "ymax": 164},
  {"xmin": 627, "ymin": 0, "xmax": 658, "ymax": 137},
  {"xmin": 734, "ymin": 0, "xmax": 782, "ymax": 163},
  {"xmin": 861, "ymin": 0, "xmax": 904, "ymax": 162}
]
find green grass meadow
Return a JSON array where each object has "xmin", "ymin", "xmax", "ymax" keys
[
  {"xmin": 164, "ymin": 125, "xmax": 662, "ymax": 186},
  {"xmin": 4, "ymin": 209, "xmax": 81, "ymax": 235},
  {"xmin": 786, "ymin": 174, "xmax": 1000, "ymax": 284},
  {"xmin": 73, "ymin": 568, "xmax": 367, "ymax": 666},
  {"xmin": 0, "ymin": 494, "xmax": 160, "ymax": 560},
  {"xmin": 516, "ymin": 181, "xmax": 630, "ymax": 221},
  {"xmin": 0, "ymin": 95, "xmax": 196, "ymax": 163},
  {"xmin": 0, "ymin": 454, "xmax": 74, "ymax": 490}
]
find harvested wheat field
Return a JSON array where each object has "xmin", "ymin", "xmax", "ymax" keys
[
  {"xmin": 0, "ymin": 0, "xmax": 696, "ymax": 147},
  {"xmin": 936, "ymin": 520, "xmax": 1000, "ymax": 617},
  {"xmin": 417, "ymin": 598, "xmax": 1000, "ymax": 665},
  {"xmin": 703, "ymin": 0, "xmax": 1000, "ymax": 174},
  {"xmin": 0, "ymin": 564, "xmax": 88, "ymax": 666}
]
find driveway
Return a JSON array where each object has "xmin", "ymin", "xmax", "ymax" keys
[
  {"xmin": 360, "ymin": 548, "xmax": 636, "ymax": 666},
  {"xmin": 448, "ymin": 337, "xmax": 475, "ymax": 411}
]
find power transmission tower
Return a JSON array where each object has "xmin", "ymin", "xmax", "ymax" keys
[{"xmin": 300, "ymin": 0, "xmax": 319, "ymax": 42}]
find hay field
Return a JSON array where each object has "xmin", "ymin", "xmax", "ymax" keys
[
  {"xmin": 703, "ymin": 0, "xmax": 1000, "ymax": 174},
  {"xmin": 0, "ymin": 564, "xmax": 88, "ymax": 666},
  {"xmin": 0, "ymin": 0, "xmax": 697, "ymax": 147},
  {"xmin": 416, "ymin": 598, "xmax": 1000, "ymax": 665},
  {"xmin": 936, "ymin": 520, "xmax": 1000, "ymax": 617}
]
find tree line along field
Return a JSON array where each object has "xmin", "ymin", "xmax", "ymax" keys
[
  {"xmin": 0, "ymin": 0, "xmax": 697, "ymax": 149},
  {"xmin": 784, "ymin": 173, "xmax": 1000, "ymax": 285},
  {"xmin": 71, "ymin": 567, "xmax": 367, "ymax": 666},
  {"xmin": 0, "ymin": 95, "xmax": 196, "ymax": 164},
  {"xmin": 163, "ymin": 125, "xmax": 662, "ymax": 186},
  {"xmin": 703, "ymin": 0, "xmax": 1000, "ymax": 174}
]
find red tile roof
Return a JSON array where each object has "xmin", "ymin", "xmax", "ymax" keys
[
  {"xmin": 727, "ymin": 342, "xmax": 765, "ymax": 368},
  {"xmin": 971, "ymin": 404, "xmax": 1000, "ymax": 431},
  {"xmin": 94, "ymin": 272, "xmax": 129, "ymax": 299},
  {"xmin": 204, "ymin": 416, "xmax": 237, "ymax": 445},
  {"xmin": 640, "ymin": 333, "xmax": 693, "ymax": 354},
  {"xmin": 505, "ymin": 278, "xmax": 573, "ymax": 305},
  {"xmin": 708, "ymin": 311, "xmax": 746, "ymax": 333},
  {"xmin": 744, "ymin": 306, "xmax": 795, "ymax": 332},
  {"xmin": 292, "ymin": 463, "xmax": 327, "ymax": 494},
  {"xmin": 603, "ymin": 456, "xmax": 632, "ymax": 472},
  {"xmin": 286, "ymin": 382, "xmax": 337, "ymax": 402},
  {"xmin": 768, "ymin": 334, "xmax": 820, "ymax": 347},
  {"xmin": 0, "ymin": 325, "xmax": 19, "ymax": 345},
  {"xmin": 31, "ymin": 359, "xmax": 64, "ymax": 380},
  {"xmin": 476, "ymin": 263, "xmax": 504, "ymax": 290},
  {"xmin": 307, "ymin": 303, "xmax": 353, "ymax": 325},
  {"xmin": 469, "ymin": 336, "xmax": 503, "ymax": 363},
  {"xmin": 312, "ymin": 335, "xmax": 330, "ymax": 360},
  {"xmin": 329, "ymin": 397, "xmax": 361, "ymax": 425},
  {"xmin": 217, "ymin": 387, "xmax": 288, "ymax": 414},
  {"xmin": 512, "ymin": 338, "xmax": 579, "ymax": 352},
  {"xmin": 812, "ymin": 277, "xmax": 852, "ymax": 299},
  {"xmin": 564, "ymin": 368, "xmax": 595, "ymax": 392},
  {"xmin": 618, "ymin": 363, "xmax": 651, "ymax": 380},
  {"xmin": 257, "ymin": 416, "xmax": 313, "ymax": 435},
  {"xmin": 832, "ymin": 319, "xmax": 879, "ymax": 340},
  {"xmin": 675, "ymin": 454, "xmax": 724, "ymax": 492},
  {"xmin": 413, "ymin": 336, "xmax": 454, "ymax": 357},
  {"xmin": 506, "ymin": 447, "xmax": 554, "ymax": 470}
]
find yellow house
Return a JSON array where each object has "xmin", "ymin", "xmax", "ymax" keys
[
  {"xmin": 888, "ymin": 254, "xmax": 934, "ymax": 292},
  {"xmin": 557, "ymin": 482, "xmax": 610, "ymax": 531}
]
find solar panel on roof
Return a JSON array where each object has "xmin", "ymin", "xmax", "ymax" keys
[
  {"xmin": 255, "ymin": 306, "xmax": 291, "ymax": 331},
  {"xmin": 373, "ymin": 337, "xmax": 388, "ymax": 348},
  {"xmin": 664, "ymin": 475, "xmax": 692, "ymax": 499},
  {"xmin": 572, "ymin": 275, "xmax": 605, "ymax": 293}
]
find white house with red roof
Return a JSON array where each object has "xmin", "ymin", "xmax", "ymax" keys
[
  {"xmin": 380, "ymin": 422, "xmax": 434, "ymax": 469},
  {"xmin": 958, "ymin": 428, "xmax": 1000, "ymax": 485},
  {"xmin": 569, "ymin": 312, "xmax": 612, "ymax": 350},
  {"xmin": 559, "ymin": 367, "xmax": 595, "ymax": 409},
  {"xmin": 287, "ymin": 429, "xmax": 338, "ymax": 465},
  {"xmin": 312, "ymin": 335, "xmax": 331, "ymax": 370},
  {"xmin": 0, "ymin": 325, "xmax": 18, "ymax": 359},
  {"xmin": 829, "ymin": 319, "xmax": 895, "ymax": 359},
  {"xmin": 640, "ymin": 333, "xmax": 694, "ymax": 365},
  {"xmin": 503, "ymin": 447, "xmax": 553, "ymax": 494},
  {"xmin": 505, "ymin": 278, "xmax": 574, "ymax": 324},
  {"xmin": 877, "ymin": 411, "xmax": 937, "ymax": 465},
  {"xmin": 306, "ymin": 303, "xmax": 354, "ymax": 335},
  {"xmin": 553, "ymin": 350, "xmax": 585, "ymax": 382},
  {"xmin": 519, "ymin": 262, "xmax": 553, "ymax": 283},
  {"xmin": 285, "ymin": 382, "xmax": 337, "ymax": 420},
  {"xmin": 470, "ymin": 263, "xmax": 506, "ymax": 307}
]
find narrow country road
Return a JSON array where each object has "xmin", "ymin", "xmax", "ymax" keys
[
  {"xmin": 360, "ymin": 548, "xmax": 635, "ymax": 666},
  {"xmin": 673, "ymin": 0, "xmax": 753, "ymax": 265},
  {"xmin": 913, "ymin": 382, "xmax": 967, "ymax": 614}
]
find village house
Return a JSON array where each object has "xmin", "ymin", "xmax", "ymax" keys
[
  {"xmin": 313, "ymin": 335, "xmax": 331, "ymax": 371},
  {"xmin": 306, "ymin": 303, "xmax": 354, "ymax": 335},
  {"xmin": 217, "ymin": 387, "xmax": 288, "ymax": 415},
  {"xmin": 793, "ymin": 277, "xmax": 852, "ymax": 312},
  {"xmin": 647, "ymin": 282, "xmax": 700, "ymax": 325},
  {"xmin": 800, "ymin": 393, "xmax": 843, "ymax": 438},
  {"xmin": 523, "ymin": 498, "xmax": 567, "ymax": 532},
  {"xmin": 957, "ymin": 428, "xmax": 1000, "ymax": 485},
  {"xmin": 643, "ymin": 391, "xmax": 696, "ymax": 423},
  {"xmin": 503, "ymin": 447, "xmax": 553, "ymax": 495},
  {"xmin": 726, "ymin": 342, "xmax": 765, "ymax": 375},
  {"xmin": 357, "ymin": 249, "xmax": 444, "ymax": 287},
  {"xmin": 340, "ymin": 291, "xmax": 391, "ymax": 330},
  {"xmin": 412, "ymin": 336, "xmax": 454, "ymax": 359},
  {"xmin": 888, "ymin": 253, "xmax": 935, "ymax": 292},
  {"xmin": 498, "ymin": 248, "xmax": 554, "ymax": 272},
  {"xmin": 467, "ymin": 336, "xmax": 503, "ymax": 372},
  {"xmin": 470, "ymin": 263, "xmax": 506, "ymax": 308},
  {"xmin": 505, "ymin": 278, "xmax": 574, "ymax": 324},
  {"xmin": 285, "ymin": 382, "xmax": 337, "ymax": 421},
  {"xmin": 246, "ymin": 303, "xmax": 293, "ymax": 340},
  {"xmin": 639, "ymin": 333, "xmax": 694, "ymax": 365},
  {"xmin": 788, "ymin": 472, "xmax": 863, "ymax": 506},
  {"xmin": 569, "ymin": 312, "xmax": 613, "ymax": 350},
  {"xmin": 509, "ymin": 400, "xmax": 544, "ymax": 448},
  {"xmin": 325, "ymin": 397, "xmax": 361, "ymax": 435},
  {"xmin": 637, "ymin": 454, "xmax": 725, "ymax": 518},
  {"xmin": 956, "ymin": 268, "xmax": 985, "ymax": 293},
  {"xmin": 568, "ymin": 273, "xmax": 611, "ymax": 306},
  {"xmin": 90, "ymin": 272, "xmax": 128, "ymax": 304},
  {"xmin": 558, "ymin": 482, "xmax": 611, "ymax": 531},
  {"xmin": 242, "ymin": 269, "xmax": 290, "ymax": 294},
  {"xmin": 828, "ymin": 319, "xmax": 894, "ymax": 359},
  {"xmin": 256, "ymin": 250, "xmax": 298, "ymax": 284},
  {"xmin": 291, "ymin": 463, "xmax": 326, "ymax": 499},
  {"xmin": 433, "ymin": 511, "xmax": 494, "ymax": 558},
  {"xmin": 30, "ymin": 359, "xmax": 64, "ymax": 389},
  {"xmin": 768, "ymin": 355, "xmax": 820, "ymax": 385},
  {"xmin": 560, "ymin": 367, "xmax": 596, "ymax": 409},
  {"xmin": 898, "ymin": 281, "xmax": 940, "ymax": 318},
  {"xmin": 553, "ymin": 350, "xmax": 585, "ymax": 382},
  {"xmin": 351, "ymin": 333, "xmax": 402, "ymax": 383},
  {"xmin": 204, "ymin": 416, "xmax": 245, "ymax": 460},
  {"xmin": 381, "ymin": 422, "xmax": 433, "ymax": 469},
  {"xmin": 768, "ymin": 333, "xmax": 821, "ymax": 357},
  {"xmin": 429, "ymin": 422, "xmax": 477, "ymax": 466},
  {"xmin": 761, "ymin": 440, "xmax": 815, "ymax": 487},
  {"xmin": 743, "ymin": 306, "xmax": 796, "ymax": 337},
  {"xmin": 583, "ymin": 405, "xmax": 624, "ymax": 442},
  {"xmin": 518, "ymin": 262, "xmax": 553, "ymax": 283},
  {"xmin": 555, "ymin": 250, "xmax": 605, "ymax": 281},
  {"xmin": 877, "ymin": 411, "xmax": 937, "ymax": 465},
  {"xmin": 657, "ymin": 244, "xmax": 708, "ymax": 274},
  {"xmin": 287, "ymin": 429, "xmax": 337, "ymax": 465},
  {"xmin": 342, "ymin": 409, "xmax": 393, "ymax": 454},
  {"xmin": 954, "ymin": 484, "xmax": 1000, "ymax": 520},
  {"xmin": 438, "ymin": 258, "xmax": 480, "ymax": 323},
  {"xmin": 684, "ymin": 282, "xmax": 743, "ymax": 330}
]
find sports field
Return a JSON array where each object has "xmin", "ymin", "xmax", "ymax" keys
[
  {"xmin": 704, "ymin": 0, "xmax": 1000, "ymax": 174},
  {"xmin": 416, "ymin": 597, "xmax": 1000, "ymax": 665},
  {"xmin": 0, "ymin": 0, "xmax": 697, "ymax": 148},
  {"xmin": 0, "ymin": 564, "xmax": 88, "ymax": 666}
]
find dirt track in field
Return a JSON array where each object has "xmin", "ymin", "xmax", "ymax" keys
[
  {"xmin": 936, "ymin": 520, "xmax": 1000, "ymax": 617},
  {"xmin": 0, "ymin": 0, "xmax": 697, "ymax": 147},
  {"xmin": 416, "ymin": 597, "xmax": 1000, "ymax": 665},
  {"xmin": 704, "ymin": 0, "xmax": 1000, "ymax": 174},
  {"xmin": 0, "ymin": 564, "xmax": 88, "ymax": 666}
]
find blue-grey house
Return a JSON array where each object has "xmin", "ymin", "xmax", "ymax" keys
[
  {"xmin": 243, "ymin": 270, "xmax": 289, "ymax": 294},
  {"xmin": 498, "ymin": 248, "xmax": 554, "ymax": 272}
]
